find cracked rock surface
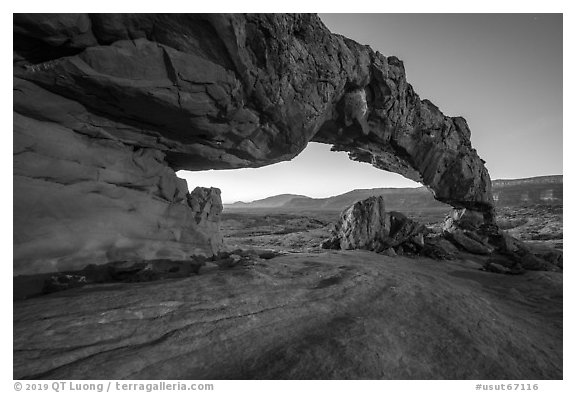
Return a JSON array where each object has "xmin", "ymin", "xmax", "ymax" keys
[{"xmin": 13, "ymin": 251, "xmax": 562, "ymax": 379}]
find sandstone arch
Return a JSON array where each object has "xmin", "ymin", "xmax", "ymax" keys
[{"xmin": 13, "ymin": 14, "xmax": 494, "ymax": 274}]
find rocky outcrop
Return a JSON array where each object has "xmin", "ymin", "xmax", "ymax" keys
[
  {"xmin": 14, "ymin": 73, "xmax": 224, "ymax": 274},
  {"xmin": 322, "ymin": 196, "xmax": 426, "ymax": 253},
  {"xmin": 441, "ymin": 208, "xmax": 561, "ymax": 272},
  {"xmin": 14, "ymin": 14, "xmax": 493, "ymax": 274},
  {"xmin": 322, "ymin": 196, "xmax": 560, "ymax": 273}
]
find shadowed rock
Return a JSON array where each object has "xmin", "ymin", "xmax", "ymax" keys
[
  {"xmin": 14, "ymin": 258, "xmax": 208, "ymax": 300},
  {"xmin": 445, "ymin": 230, "xmax": 494, "ymax": 255},
  {"xmin": 14, "ymin": 14, "xmax": 493, "ymax": 274}
]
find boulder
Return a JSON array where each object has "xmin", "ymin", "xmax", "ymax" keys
[
  {"xmin": 483, "ymin": 255, "xmax": 525, "ymax": 275},
  {"xmin": 380, "ymin": 248, "xmax": 397, "ymax": 257},
  {"xmin": 494, "ymin": 231, "xmax": 561, "ymax": 271},
  {"xmin": 446, "ymin": 230, "xmax": 494, "ymax": 255},
  {"xmin": 427, "ymin": 237, "xmax": 460, "ymax": 256},
  {"xmin": 483, "ymin": 262, "xmax": 510, "ymax": 275},
  {"xmin": 324, "ymin": 196, "xmax": 425, "ymax": 253},
  {"xmin": 321, "ymin": 237, "xmax": 342, "ymax": 250},
  {"xmin": 499, "ymin": 232, "xmax": 530, "ymax": 254},
  {"xmin": 418, "ymin": 236, "xmax": 460, "ymax": 259},
  {"xmin": 443, "ymin": 208, "xmax": 487, "ymax": 232},
  {"xmin": 515, "ymin": 253, "xmax": 559, "ymax": 272},
  {"xmin": 536, "ymin": 250, "xmax": 563, "ymax": 268}
]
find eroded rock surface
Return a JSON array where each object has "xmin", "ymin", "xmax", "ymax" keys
[
  {"xmin": 14, "ymin": 14, "xmax": 493, "ymax": 273},
  {"xmin": 13, "ymin": 252, "xmax": 562, "ymax": 379}
]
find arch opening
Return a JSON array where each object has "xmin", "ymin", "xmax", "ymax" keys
[
  {"xmin": 177, "ymin": 142, "xmax": 426, "ymax": 205},
  {"xmin": 13, "ymin": 13, "xmax": 496, "ymax": 275}
]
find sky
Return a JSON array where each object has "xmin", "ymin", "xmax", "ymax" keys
[{"xmin": 179, "ymin": 14, "xmax": 563, "ymax": 204}]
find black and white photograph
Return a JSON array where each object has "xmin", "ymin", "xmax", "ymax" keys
[{"xmin": 8, "ymin": 3, "xmax": 570, "ymax": 388}]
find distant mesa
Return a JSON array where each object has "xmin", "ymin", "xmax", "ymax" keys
[
  {"xmin": 228, "ymin": 194, "xmax": 311, "ymax": 209},
  {"xmin": 224, "ymin": 175, "xmax": 563, "ymax": 211},
  {"xmin": 492, "ymin": 175, "xmax": 562, "ymax": 206}
]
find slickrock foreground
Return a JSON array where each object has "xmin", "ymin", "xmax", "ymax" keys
[{"xmin": 14, "ymin": 252, "xmax": 562, "ymax": 379}]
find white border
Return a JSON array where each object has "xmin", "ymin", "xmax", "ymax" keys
[{"xmin": 3, "ymin": 2, "xmax": 573, "ymax": 391}]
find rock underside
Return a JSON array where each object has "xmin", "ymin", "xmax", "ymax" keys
[{"xmin": 14, "ymin": 13, "xmax": 494, "ymax": 274}]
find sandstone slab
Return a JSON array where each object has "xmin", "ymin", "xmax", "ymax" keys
[{"xmin": 13, "ymin": 251, "xmax": 562, "ymax": 379}]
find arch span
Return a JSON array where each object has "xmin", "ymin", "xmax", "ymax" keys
[{"xmin": 13, "ymin": 14, "xmax": 494, "ymax": 274}]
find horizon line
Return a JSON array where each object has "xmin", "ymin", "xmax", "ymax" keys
[{"xmin": 220, "ymin": 173, "xmax": 563, "ymax": 204}]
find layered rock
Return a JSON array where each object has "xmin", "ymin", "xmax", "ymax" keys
[
  {"xmin": 13, "ymin": 81, "xmax": 224, "ymax": 274},
  {"xmin": 14, "ymin": 14, "xmax": 494, "ymax": 274}
]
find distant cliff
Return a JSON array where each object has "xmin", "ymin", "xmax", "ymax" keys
[
  {"xmin": 492, "ymin": 175, "xmax": 562, "ymax": 206},
  {"xmin": 224, "ymin": 175, "xmax": 563, "ymax": 211}
]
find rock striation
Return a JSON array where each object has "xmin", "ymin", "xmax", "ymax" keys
[
  {"xmin": 13, "ymin": 252, "xmax": 562, "ymax": 379},
  {"xmin": 14, "ymin": 14, "xmax": 494, "ymax": 274}
]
